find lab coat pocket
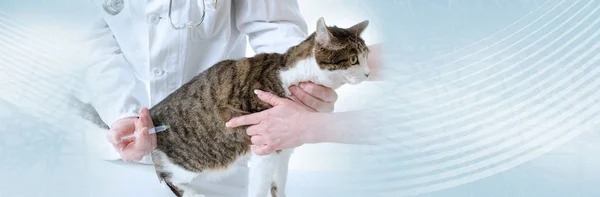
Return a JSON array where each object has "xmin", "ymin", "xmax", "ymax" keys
[{"xmin": 190, "ymin": 0, "xmax": 230, "ymax": 41}]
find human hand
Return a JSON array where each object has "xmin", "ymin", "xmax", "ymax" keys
[
  {"xmin": 289, "ymin": 82, "xmax": 338, "ymax": 113},
  {"xmin": 367, "ymin": 44, "xmax": 382, "ymax": 80},
  {"xmin": 226, "ymin": 90, "xmax": 324, "ymax": 155},
  {"xmin": 106, "ymin": 107, "xmax": 156, "ymax": 162}
]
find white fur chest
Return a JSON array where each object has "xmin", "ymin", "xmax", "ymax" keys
[{"xmin": 278, "ymin": 55, "xmax": 344, "ymax": 96}]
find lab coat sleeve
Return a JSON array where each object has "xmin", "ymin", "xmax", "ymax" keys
[
  {"xmin": 234, "ymin": 0, "xmax": 309, "ymax": 54},
  {"xmin": 81, "ymin": 19, "xmax": 149, "ymax": 127}
]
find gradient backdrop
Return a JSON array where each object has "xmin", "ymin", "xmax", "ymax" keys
[{"xmin": 1, "ymin": 0, "xmax": 600, "ymax": 197}]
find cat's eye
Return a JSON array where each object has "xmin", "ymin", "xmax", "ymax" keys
[{"xmin": 349, "ymin": 56, "xmax": 358, "ymax": 65}]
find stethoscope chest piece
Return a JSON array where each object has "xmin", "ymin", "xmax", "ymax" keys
[{"xmin": 103, "ymin": 0, "xmax": 125, "ymax": 15}]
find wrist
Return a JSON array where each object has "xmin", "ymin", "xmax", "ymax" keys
[{"xmin": 301, "ymin": 112, "xmax": 330, "ymax": 144}]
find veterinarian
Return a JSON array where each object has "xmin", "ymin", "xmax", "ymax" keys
[
  {"xmin": 87, "ymin": 0, "xmax": 333, "ymax": 162},
  {"xmin": 84, "ymin": 0, "xmax": 380, "ymax": 195}
]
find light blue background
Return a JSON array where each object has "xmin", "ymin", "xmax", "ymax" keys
[
  {"xmin": 1, "ymin": 0, "xmax": 600, "ymax": 197},
  {"xmin": 360, "ymin": 0, "xmax": 600, "ymax": 196}
]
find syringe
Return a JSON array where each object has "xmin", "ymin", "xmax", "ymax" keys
[{"xmin": 120, "ymin": 125, "xmax": 171, "ymax": 142}]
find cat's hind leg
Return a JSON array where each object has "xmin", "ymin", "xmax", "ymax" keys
[
  {"xmin": 152, "ymin": 150, "xmax": 203, "ymax": 197},
  {"xmin": 248, "ymin": 151, "xmax": 279, "ymax": 197},
  {"xmin": 272, "ymin": 149, "xmax": 293, "ymax": 197}
]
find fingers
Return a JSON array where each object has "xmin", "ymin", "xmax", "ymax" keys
[
  {"xmin": 227, "ymin": 90, "xmax": 290, "ymax": 127},
  {"xmin": 255, "ymin": 89, "xmax": 286, "ymax": 106},
  {"xmin": 107, "ymin": 128, "xmax": 135, "ymax": 159},
  {"xmin": 138, "ymin": 107, "xmax": 153, "ymax": 128},
  {"xmin": 246, "ymin": 124, "xmax": 265, "ymax": 136},
  {"xmin": 252, "ymin": 145, "xmax": 276, "ymax": 155},
  {"xmin": 122, "ymin": 147, "xmax": 142, "ymax": 162},
  {"xmin": 290, "ymin": 86, "xmax": 327, "ymax": 112},
  {"xmin": 108, "ymin": 133, "xmax": 127, "ymax": 156},
  {"xmin": 108, "ymin": 118, "xmax": 136, "ymax": 145},
  {"xmin": 290, "ymin": 82, "xmax": 337, "ymax": 112},
  {"xmin": 297, "ymin": 82, "xmax": 338, "ymax": 102},
  {"xmin": 123, "ymin": 151, "xmax": 144, "ymax": 162},
  {"xmin": 120, "ymin": 128, "xmax": 154, "ymax": 162},
  {"xmin": 137, "ymin": 107, "xmax": 157, "ymax": 151},
  {"xmin": 291, "ymin": 95, "xmax": 317, "ymax": 112},
  {"xmin": 106, "ymin": 129, "xmax": 123, "ymax": 145},
  {"xmin": 226, "ymin": 112, "xmax": 263, "ymax": 128},
  {"xmin": 367, "ymin": 44, "xmax": 382, "ymax": 80},
  {"xmin": 107, "ymin": 119, "xmax": 135, "ymax": 161},
  {"xmin": 106, "ymin": 111, "xmax": 156, "ymax": 162},
  {"xmin": 250, "ymin": 135, "xmax": 265, "ymax": 145},
  {"xmin": 125, "ymin": 127, "xmax": 151, "ymax": 162},
  {"xmin": 136, "ymin": 127, "xmax": 152, "ymax": 153}
]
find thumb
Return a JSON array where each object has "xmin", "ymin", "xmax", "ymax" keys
[
  {"xmin": 254, "ymin": 89, "xmax": 285, "ymax": 106},
  {"xmin": 139, "ymin": 107, "xmax": 153, "ymax": 128},
  {"xmin": 134, "ymin": 127, "xmax": 150, "ymax": 147},
  {"xmin": 138, "ymin": 127, "xmax": 149, "ymax": 138}
]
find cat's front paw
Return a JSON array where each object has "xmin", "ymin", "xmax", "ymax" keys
[{"xmin": 274, "ymin": 190, "xmax": 286, "ymax": 197}]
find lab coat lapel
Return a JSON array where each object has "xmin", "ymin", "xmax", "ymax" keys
[{"xmin": 102, "ymin": 0, "xmax": 150, "ymax": 79}]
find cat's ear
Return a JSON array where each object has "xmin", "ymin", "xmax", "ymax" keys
[
  {"xmin": 316, "ymin": 17, "xmax": 332, "ymax": 43},
  {"xmin": 348, "ymin": 20, "xmax": 369, "ymax": 36}
]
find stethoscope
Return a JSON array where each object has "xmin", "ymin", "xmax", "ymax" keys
[{"xmin": 103, "ymin": 0, "xmax": 215, "ymax": 29}]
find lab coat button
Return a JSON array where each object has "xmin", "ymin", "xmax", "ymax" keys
[
  {"xmin": 148, "ymin": 14, "xmax": 161, "ymax": 24},
  {"xmin": 102, "ymin": 0, "xmax": 124, "ymax": 15},
  {"xmin": 153, "ymin": 68, "xmax": 164, "ymax": 77}
]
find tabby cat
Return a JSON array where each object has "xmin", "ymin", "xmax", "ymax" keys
[{"xmin": 149, "ymin": 17, "xmax": 371, "ymax": 197}]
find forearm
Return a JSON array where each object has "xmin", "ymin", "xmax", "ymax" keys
[{"xmin": 305, "ymin": 110, "xmax": 382, "ymax": 145}]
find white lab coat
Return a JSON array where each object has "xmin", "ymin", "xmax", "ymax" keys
[
  {"xmin": 79, "ymin": 0, "xmax": 308, "ymax": 195},
  {"xmin": 84, "ymin": 0, "xmax": 307, "ymax": 127}
]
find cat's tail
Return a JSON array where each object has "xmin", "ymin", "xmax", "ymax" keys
[
  {"xmin": 164, "ymin": 180, "xmax": 183, "ymax": 197},
  {"xmin": 152, "ymin": 151, "xmax": 184, "ymax": 197},
  {"xmin": 67, "ymin": 94, "xmax": 110, "ymax": 129}
]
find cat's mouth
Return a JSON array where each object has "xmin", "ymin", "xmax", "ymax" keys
[{"xmin": 344, "ymin": 74, "xmax": 368, "ymax": 85}]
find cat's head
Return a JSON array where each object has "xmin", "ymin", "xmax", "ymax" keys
[{"xmin": 313, "ymin": 17, "xmax": 370, "ymax": 85}]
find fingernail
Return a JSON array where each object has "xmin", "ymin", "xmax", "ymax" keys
[
  {"xmin": 225, "ymin": 122, "xmax": 230, "ymax": 127},
  {"xmin": 253, "ymin": 89, "xmax": 259, "ymax": 94},
  {"xmin": 299, "ymin": 83, "xmax": 307, "ymax": 89},
  {"xmin": 289, "ymin": 86, "xmax": 298, "ymax": 92}
]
